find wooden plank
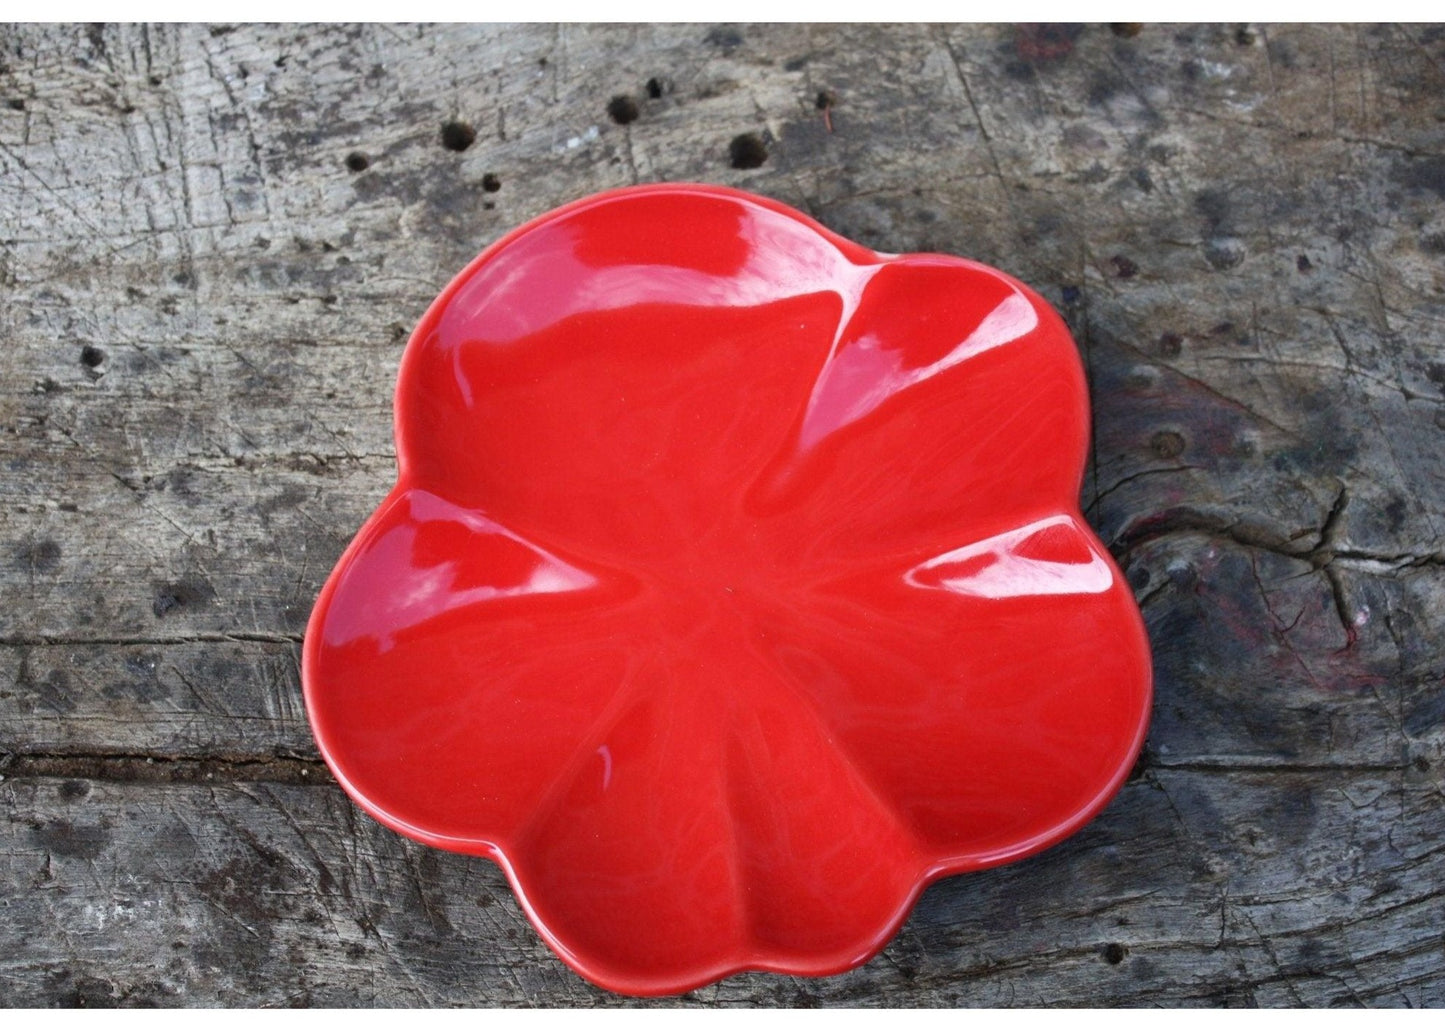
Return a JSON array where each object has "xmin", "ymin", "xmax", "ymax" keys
[
  {"xmin": 0, "ymin": 768, "xmax": 1440, "ymax": 1007},
  {"xmin": 3, "ymin": 548, "xmax": 1441, "ymax": 769},
  {"xmin": 0, "ymin": 639, "xmax": 313, "ymax": 763},
  {"xmin": 2, "ymin": 460, "xmax": 387, "ymax": 640}
]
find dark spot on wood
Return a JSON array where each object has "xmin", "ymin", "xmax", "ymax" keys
[
  {"xmin": 48, "ymin": 974, "xmax": 121, "ymax": 1009},
  {"xmin": 1421, "ymin": 232, "xmax": 1445, "ymax": 255},
  {"xmin": 155, "ymin": 465, "xmax": 202, "ymax": 506},
  {"xmin": 315, "ymin": 858, "xmax": 337, "ymax": 896},
  {"xmin": 1274, "ymin": 783, "xmax": 1318, "ymax": 834},
  {"xmin": 152, "ymin": 575, "xmax": 216, "ymax": 617},
  {"xmin": 1193, "ymin": 187, "xmax": 1232, "ymax": 232},
  {"xmin": 1131, "ymin": 166, "xmax": 1154, "ymax": 192},
  {"xmin": 1297, "ymin": 253, "xmax": 1314, "ymax": 272},
  {"xmin": 815, "ymin": 89, "xmax": 835, "ymax": 110},
  {"xmin": 254, "ymin": 483, "xmax": 310, "ymax": 524},
  {"xmin": 103, "ymin": 653, "xmax": 168, "ymax": 702},
  {"xmin": 1104, "ymin": 942, "xmax": 1128, "ymax": 964},
  {"xmin": 80, "ymin": 344, "xmax": 105, "ymax": 368},
  {"xmin": 1395, "ymin": 155, "xmax": 1445, "ymax": 200},
  {"xmin": 30, "ymin": 820, "xmax": 111, "ymax": 860},
  {"xmin": 344, "ymin": 151, "xmax": 369, "ymax": 172},
  {"xmin": 481, "ymin": 172, "xmax": 501, "ymax": 192},
  {"xmin": 1383, "ymin": 495, "xmax": 1407, "ymax": 529},
  {"xmin": 1016, "ymin": 24, "xmax": 1084, "ymax": 63},
  {"xmin": 118, "ymin": 981, "xmax": 169, "ymax": 1008},
  {"xmin": 1158, "ymin": 332, "xmax": 1183, "ymax": 357},
  {"xmin": 7, "ymin": 97, "xmax": 24, "ymax": 111},
  {"xmin": 18, "ymin": 665, "xmax": 72, "ymax": 713},
  {"xmin": 704, "ymin": 26, "xmax": 744, "ymax": 51},
  {"xmin": 729, "ymin": 132, "xmax": 767, "ymax": 169},
  {"xmin": 1404, "ymin": 687, "xmax": 1445, "ymax": 737},
  {"xmin": 1086, "ymin": 74, "xmax": 1124, "ymax": 109},
  {"xmin": 195, "ymin": 855, "xmax": 285, "ymax": 968},
  {"xmin": 59, "ymin": 779, "xmax": 90, "ymax": 800},
  {"xmin": 1005, "ymin": 59, "xmax": 1040, "ymax": 82},
  {"xmin": 607, "ymin": 95, "xmax": 639, "ymax": 125},
  {"xmin": 1236, "ymin": 25, "xmax": 1259, "ymax": 45},
  {"xmin": 646, "ymin": 76, "xmax": 667, "ymax": 99},
  {"xmin": 1127, "ymin": 746, "xmax": 1150, "ymax": 782},
  {"xmin": 1110, "ymin": 24, "xmax": 1142, "ymax": 38},
  {"xmin": 440, "ymin": 120, "xmax": 476, "ymax": 152},
  {"xmin": 1110, "ymin": 254, "xmax": 1139, "ymax": 278},
  {"xmin": 1152, "ymin": 430, "xmax": 1186, "ymax": 458},
  {"xmin": 1294, "ymin": 938, "xmax": 1326, "ymax": 969},
  {"xmin": 17, "ymin": 538, "xmax": 61, "ymax": 572}
]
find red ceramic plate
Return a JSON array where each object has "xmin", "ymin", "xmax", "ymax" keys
[{"xmin": 302, "ymin": 183, "xmax": 1152, "ymax": 996}]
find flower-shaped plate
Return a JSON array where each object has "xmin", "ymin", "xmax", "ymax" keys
[{"xmin": 303, "ymin": 183, "xmax": 1152, "ymax": 996}]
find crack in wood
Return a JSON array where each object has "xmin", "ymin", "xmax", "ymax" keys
[
  {"xmin": 0, "ymin": 633, "xmax": 303, "ymax": 647},
  {"xmin": 1113, "ymin": 499, "xmax": 1445, "ymax": 577},
  {"xmin": 0, "ymin": 749, "xmax": 1418, "ymax": 789},
  {"xmin": 1, "ymin": 749, "xmax": 326, "ymax": 785}
]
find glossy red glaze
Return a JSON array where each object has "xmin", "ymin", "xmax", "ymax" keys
[{"xmin": 303, "ymin": 184, "xmax": 1152, "ymax": 996}]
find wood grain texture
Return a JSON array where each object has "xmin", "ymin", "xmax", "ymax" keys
[{"xmin": 1, "ymin": 22, "xmax": 1443, "ymax": 1006}]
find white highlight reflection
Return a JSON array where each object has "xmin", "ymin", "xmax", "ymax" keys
[
  {"xmin": 904, "ymin": 515, "xmax": 1113, "ymax": 599},
  {"xmin": 325, "ymin": 492, "xmax": 596, "ymax": 651}
]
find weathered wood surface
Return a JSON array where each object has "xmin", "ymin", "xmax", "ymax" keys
[{"xmin": 2, "ymin": 22, "xmax": 1444, "ymax": 1006}]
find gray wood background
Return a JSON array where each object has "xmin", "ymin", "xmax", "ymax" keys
[{"xmin": 2, "ymin": 22, "xmax": 1444, "ymax": 1006}]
